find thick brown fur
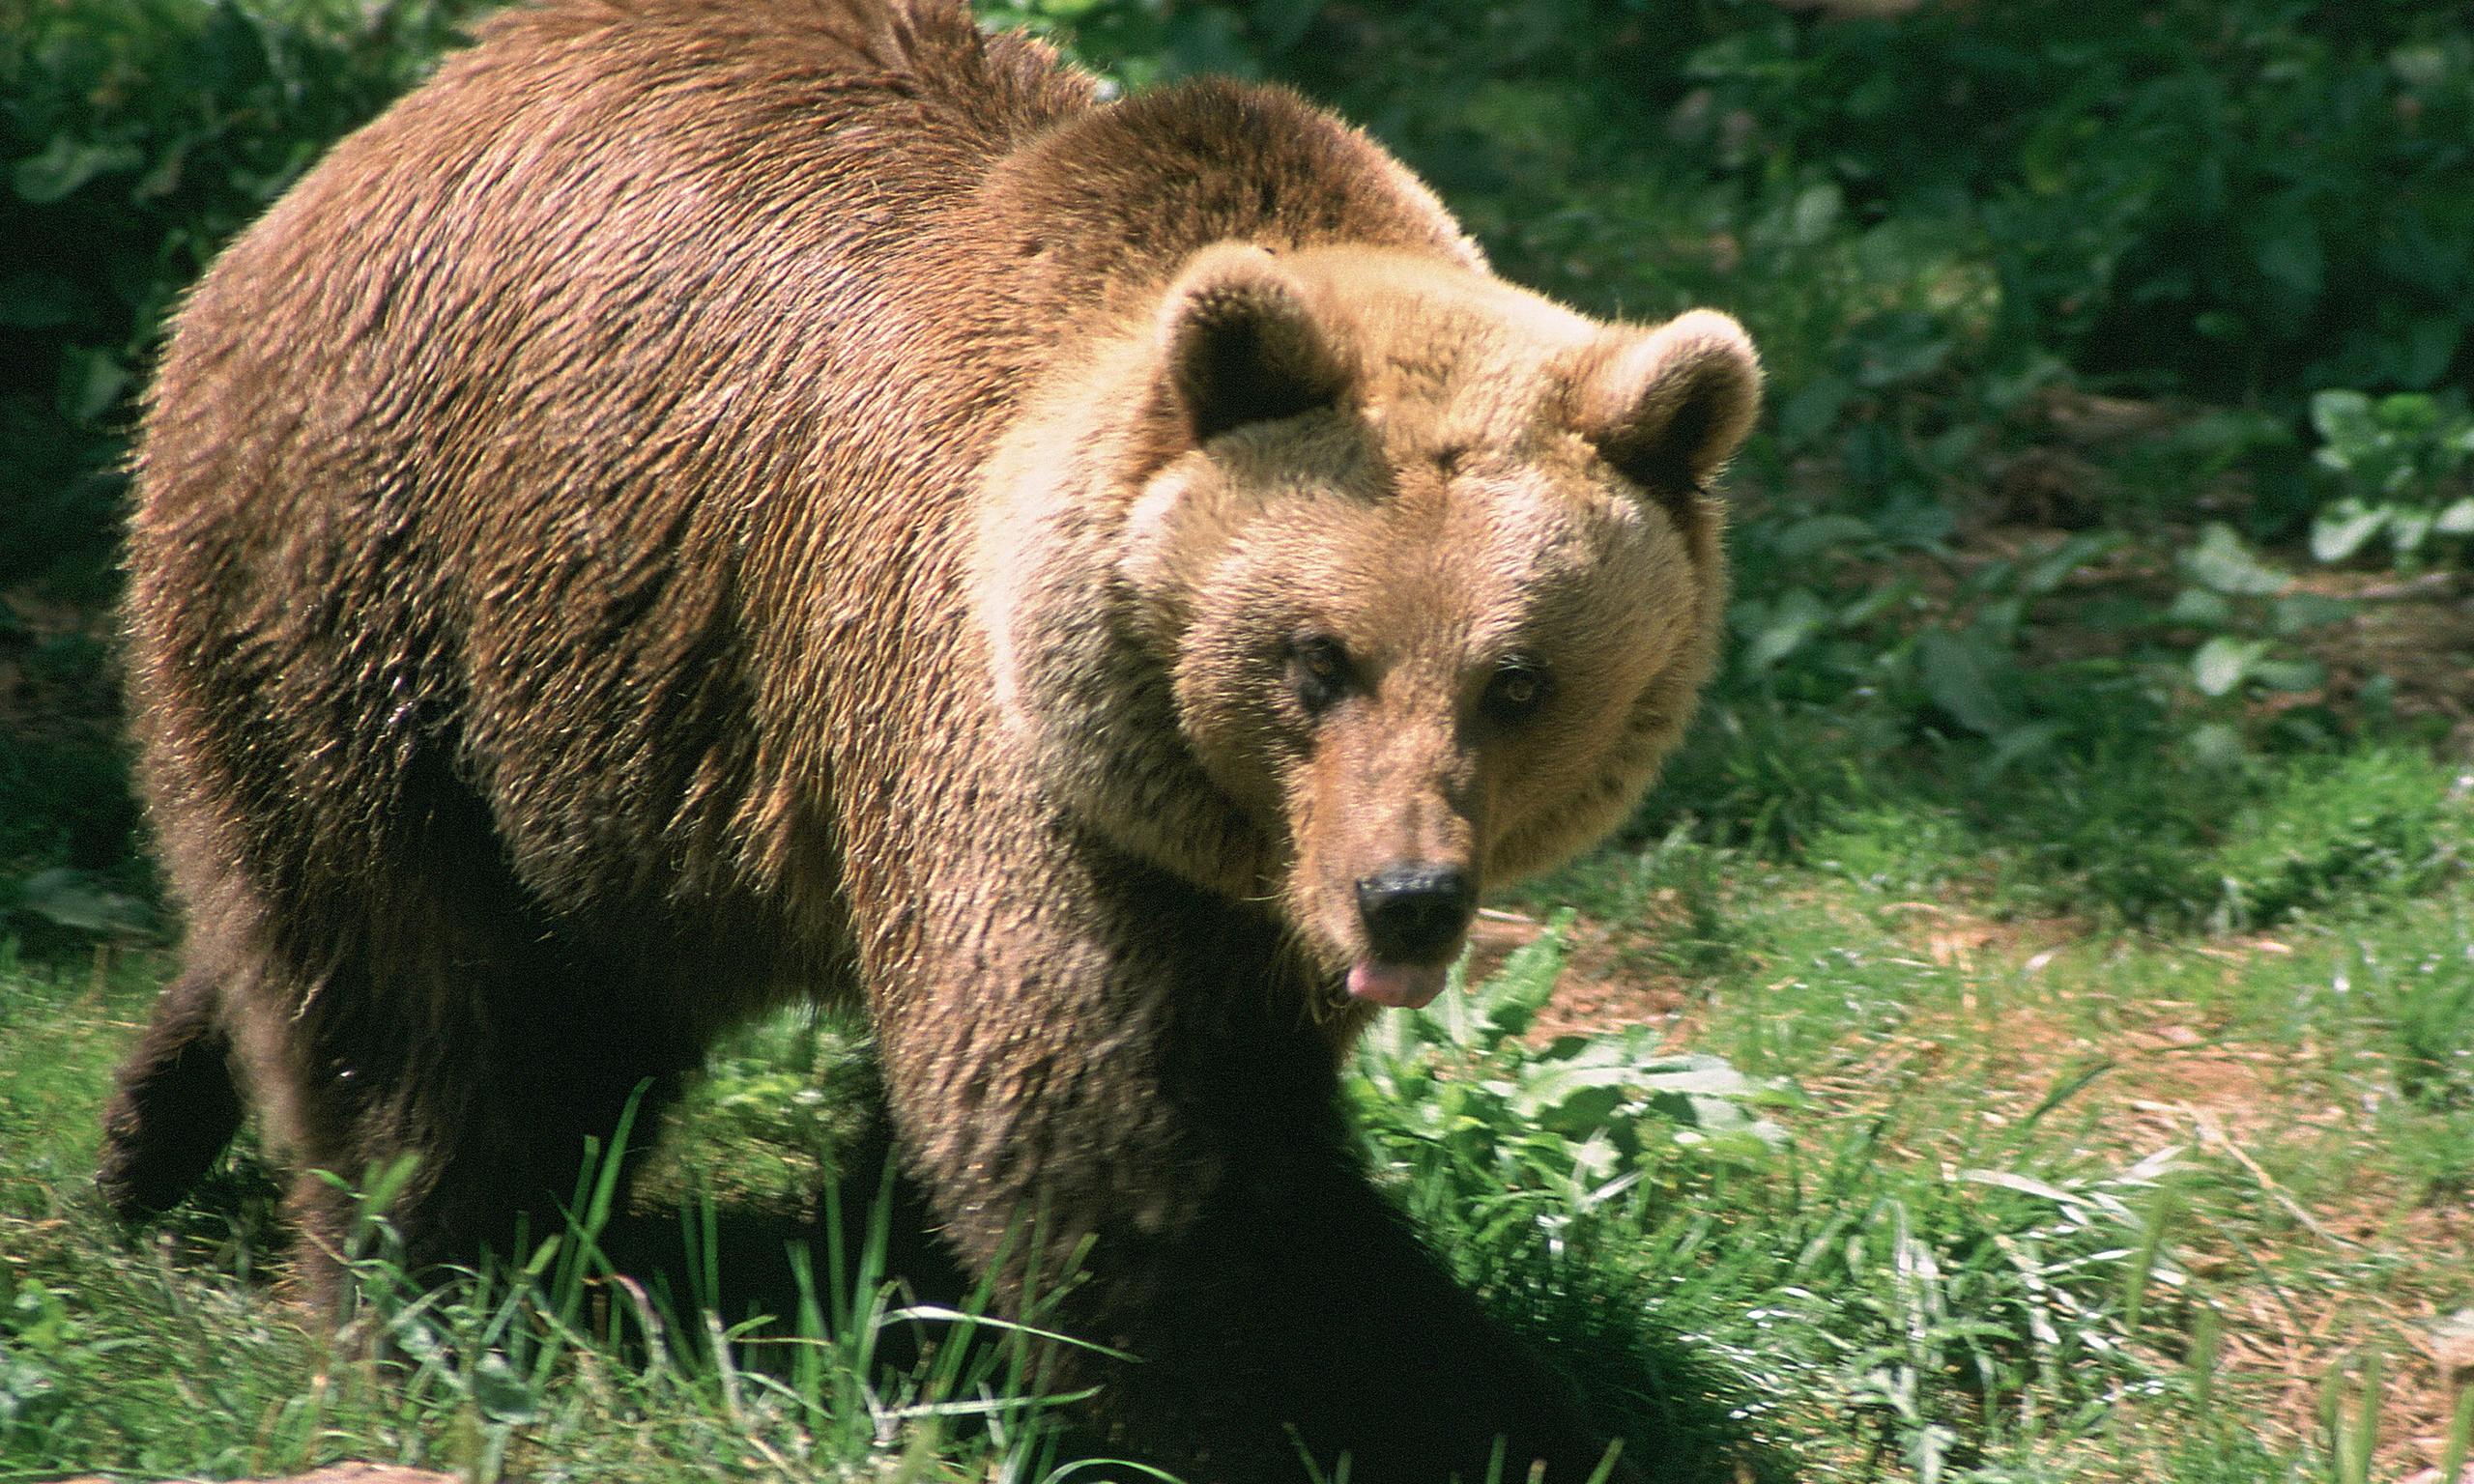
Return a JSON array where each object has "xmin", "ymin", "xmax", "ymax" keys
[{"xmin": 105, "ymin": 2, "xmax": 1760, "ymax": 1479}]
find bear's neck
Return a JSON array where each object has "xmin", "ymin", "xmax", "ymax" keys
[{"xmin": 965, "ymin": 77, "xmax": 1484, "ymax": 349}]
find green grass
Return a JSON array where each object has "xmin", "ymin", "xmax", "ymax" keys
[
  {"xmin": 1632, "ymin": 712, "xmax": 2471, "ymax": 932},
  {"xmin": 4, "ymin": 737, "xmax": 2467, "ymax": 1483}
]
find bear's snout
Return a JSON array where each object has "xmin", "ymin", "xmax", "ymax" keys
[{"xmin": 1353, "ymin": 863, "xmax": 1473, "ymax": 965}]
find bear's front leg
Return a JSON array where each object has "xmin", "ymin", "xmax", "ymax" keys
[{"xmin": 866, "ymin": 842, "xmax": 1630, "ymax": 1484}]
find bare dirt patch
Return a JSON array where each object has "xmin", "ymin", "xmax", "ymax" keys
[
  {"xmin": 0, "ymin": 583, "xmax": 120, "ymax": 745},
  {"xmin": 1467, "ymin": 904, "xmax": 1702, "ymax": 1046}
]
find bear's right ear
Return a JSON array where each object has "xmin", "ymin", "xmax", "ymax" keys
[{"xmin": 1156, "ymin": 243, "xmax": 1354, "ymax": 444}]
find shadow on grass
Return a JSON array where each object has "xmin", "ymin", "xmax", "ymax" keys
[
  {"xmin": 132, "ymin": 1123, "xmax": 1779, "ymax": 1484},
  {"xmin": 1474, "ymin": 1231, "xmax": 1797, "ymax": 1484}
]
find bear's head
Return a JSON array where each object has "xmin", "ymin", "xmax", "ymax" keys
[{"xmin": 978, "ymin": 243, "xmax": 1757, "ymax": 1013}]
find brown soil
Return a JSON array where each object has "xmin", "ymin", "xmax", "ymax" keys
[{"xmin": 0, "ymin": 582, "xmax": 121, "ymax": 744}]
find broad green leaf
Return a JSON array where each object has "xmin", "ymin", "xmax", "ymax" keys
[
  {"xmin": 2163, "ymin": 587, "xmax": 2231, "ymax": 627},
  {"xmin": 2247, "ymin": 657, "xmax": 2325, "ymax": 693},
  {"xmin": 2310, "ymin": 389, "xmax": 2375, "ymax": 449},
  {"xmin": 1853, "ymin": 310, "xmax": 1952, "ymax": 389},
  {"xmin": 2249, "ymin": 216, "xmax": 2323, "ymax": 307},
  {"xmin": 1682, "ymin": 1094, "xmax": 1753, "ymax": 1130},
  {"xmin": 473, "ymin": 1353, "xmax": 543, "ymax": 1425},
  {"xmin": 1534, "ymin": 1083, "xmax": 1629, "ymax": 1140},
  {"xmin": 1547, "ymin": 1028, "xmax": 1667, "ymax": 1071},
  {"xmin": 10, "ymin": 135, "xmax": 141, "ymax": 203},
  {"xmin": 1248, "ymin": 0, "xmax": 1324, "ymax": 52},
  {"xmin": 1633, "ymin": 1058, "xmax": 1761, "ymax": 1099},
  {"xmin": 2373, "ymin": 391, "xmax": 2445, "ymax": 434},
  {"xmin": 1836, "ymin": 577, "xmax": 1918, "ymax": 629},
  {"xmin": 1472, "ymin": 911, "xmax": 1571, "ymax": 1044},
  {"xmin": 0, "ymin": 272, "xmax": 75, "ymax": 329},
  {"xmin": 1773, "ymin": 514, "xmax": 1878, "ymax": 561},
  {"xmin": 2184, "ymin": 722, "xmax": 2246, "ymax": 769},
  {"xmin": 2190, "ymin": 635, "xmax": 2265, "ymax": 697},
  {"xmin": 2390, "ymin": 43, "xmax": 2450, "ymax": 88},
  {"xmin": 2272, "ymin": 593, "xmax": 2356, "ymax": 634},
  {"xmin": 1981, "ymin": 720, "xmax": 2065, "ymax": 778},
  {"xmin": 13, "ymin": 869, "xmax": 159, "ymax": 938},
  {"xmin": 2310, "ymin": 500, "xmax": 2386, "ymax": 562},
  {"xmin": 2183, "ymin": 523, "xmax": 2286, "ymax": 596},
  {"xmin": 1774, "ymin": 376, "xmax": 1851, "ymax": 448},
  {"xmin": 2019, "ymin": 533, "xmax": 2124, "ymax": 597},
  {"xmin": 1508, "ymin": 1063, "xmax": 1641, "ymax": 1123},
  {"xmin": 2388, "ymin": 506, "xmax": 2436, "ymax": 556},
  {"xmin": 1866, "ymin": 494, "xmax": 1955, "ymax": 549},
  {"xmin": 55, "ymin": 346, "xmax": 129, "ymax": 425},
  {"xmin": 1740, "ymin": 587, "xmax": 1831, "ymax": 672},
  {"xmin": 1788, "ymin": 180, "xmax": 1844, "ymax": 246},
  {"xmin": 1915, "ymin": 628, "xmax": 2012, "ymax": 736}
]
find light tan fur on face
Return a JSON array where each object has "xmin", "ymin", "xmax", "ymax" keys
[{"xmin": 978, "ymin": 243, "xmax": 1757, "ymax": 1000}]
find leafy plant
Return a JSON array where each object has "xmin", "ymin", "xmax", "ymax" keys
[
  {"xmin": 2204, "ymin": 746, "xmax": 2468, "ymax": 929},
  {"xmin": 1351, "ymin": 916, "xmax": 1793, "ymax": 1212},
  {"xmin": 2169, "ymin": 523, "xmax": 2340, "ymax": 705},
  {"xmin": 2307, "ymin": 388, "xmax": 2474, "ymax": 567}
]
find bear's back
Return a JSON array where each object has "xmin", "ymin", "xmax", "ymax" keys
[
  {"xmin": 127, "ymin": 0, "xmax": 1100, "ymax": 951},
  {"xmin": 140, "ymin": 0, "xmax": 1097, "ymax": 565}
]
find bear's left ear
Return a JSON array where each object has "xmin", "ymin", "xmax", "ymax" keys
[
  {"xmin": 1564, "ymin": 309, "xmax": 1762, "ymax": 499},
  {"xmin": 1156, "ymin": 243, "xmax": 1355, "ymax": 444}
]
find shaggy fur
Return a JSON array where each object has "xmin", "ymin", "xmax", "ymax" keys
[{"xmin": 101, "ymin": 2, "xmax": 1759, "ymax": 1479}]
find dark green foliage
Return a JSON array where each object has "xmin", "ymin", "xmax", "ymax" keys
[
  {"xmin": 0, "ymin": 600, "xmax": 141, "ymax": 912},
  {"xmin": 0, "ymin": 0, "xmax": 487, "ymax": 899},
  {"xmin": 1677, "ymin": 4, "xmax": 2472, "ymax": 401},
  {"xmin": 1678, "ymin": 5, "xmax": 2448, "ymax": 400},
  {"xmin": 1023, "ymin": 0, "xmax": 2469, "ymax": 406}
]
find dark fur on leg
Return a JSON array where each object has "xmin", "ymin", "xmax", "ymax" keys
[{"xmin": 98, "ymin": 970, "xmax": 244, "ymax": 1218}]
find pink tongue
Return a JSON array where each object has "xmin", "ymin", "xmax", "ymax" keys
[{"xmin": 1346, "ymin": 959, "xmax": 1449, "ymax": 1009}]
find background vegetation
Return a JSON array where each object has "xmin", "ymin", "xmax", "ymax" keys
[{"xmin": 2, "ymin": 1, "xmax": 2468, "ymax": 1481}]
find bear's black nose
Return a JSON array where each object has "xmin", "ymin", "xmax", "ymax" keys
[{"xmin": 1355, "ymin": 865, "xmax": 1475, "ymax": 963}]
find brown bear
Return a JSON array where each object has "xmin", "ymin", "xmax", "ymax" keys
[{"xmin": 97, "ymin": 1, "xmax": 1760, "ymax": 1479}]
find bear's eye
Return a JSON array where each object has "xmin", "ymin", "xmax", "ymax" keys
[
  {"xmin": 1287, "ymin": 633, "xmax": 1354, "ymax": 716},
  {"xmin": 1482, "ymin": 659, "xmax": 1552, "ymax": 727}
]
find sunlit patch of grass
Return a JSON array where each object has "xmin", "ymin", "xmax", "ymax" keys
[
  {"xmin": 1555, "ymin": 769, "xmax": 2472, "ymax": 1478},
  {"xmin": 1636, "ymin": 712, "xmax": 2469, "ymax": 937},
  {"xmin": 640, "ymin": 1012, "xmax": 882, "ymax": 1213},
  {"xmin": 2206, "ymin": 747, "xmax": 2470, "ymax": 929}
]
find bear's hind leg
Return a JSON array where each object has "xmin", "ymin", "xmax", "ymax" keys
[
  {"xmin": 98, "ymin": 969, "xmax": 245, "ymax": 1219},
  {"xmin": 264, "ymin": 951, "xmax": 705, "ymax": 1306}
]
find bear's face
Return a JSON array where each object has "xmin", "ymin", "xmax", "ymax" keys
[{"xmin": 978, "ymin": 245, "xmax": 1758, "ymax": 1012}]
